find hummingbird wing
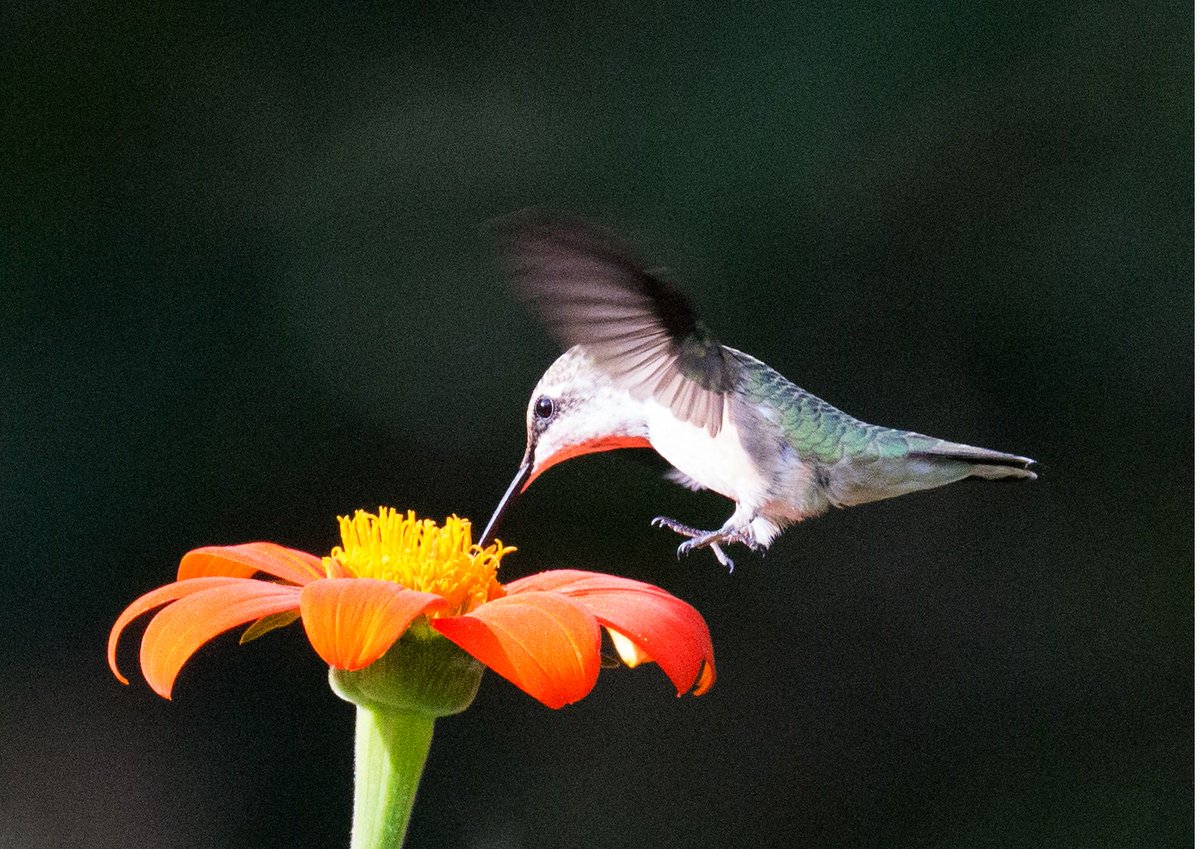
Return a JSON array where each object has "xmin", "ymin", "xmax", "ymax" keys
[{"xmin": 497, "ymin": 212, "xmax": 737, "ymax": 436}]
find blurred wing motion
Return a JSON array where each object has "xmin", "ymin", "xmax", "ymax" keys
[{"xmin": 494, "ymin": 211, "xmax": 737, "ymax": 436}]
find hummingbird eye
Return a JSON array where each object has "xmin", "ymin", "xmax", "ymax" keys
[{"xmin": 533, "ymin": 396, "xmax": 556, "ymax": 421}]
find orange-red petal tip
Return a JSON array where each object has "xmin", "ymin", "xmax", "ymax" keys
[
  {"xmin": 432, "ymin": 592, "xmax": 601, "ymax": 709},
  {"xmin": 506, "ymin": 570, "xmax": 715, "ymax": 698}
]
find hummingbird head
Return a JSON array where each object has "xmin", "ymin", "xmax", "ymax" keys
[
  {"xmin": 478, "ymin": 346, "xmax": 652, "ymax": 545},
  {"xmin": 522, "ymin": 346, "xmax": 653, "ymax": 485}
]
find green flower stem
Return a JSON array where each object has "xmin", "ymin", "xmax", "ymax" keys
[
  {"xmin": 350, "ymin": 705, "xmax": 435, "ymax": 849},
  {"xmin": 329, "ymin": 623, "xmax": 485, "ymax": 849}
]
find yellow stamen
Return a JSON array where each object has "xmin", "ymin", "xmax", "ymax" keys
[{"xmin": 324, "ymin": 508, "xmax": 511, "ymax": 616}]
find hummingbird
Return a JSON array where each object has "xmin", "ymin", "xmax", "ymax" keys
[{"xmin": 480, "ymin": 212, "xmax": 1036, "ymax": 569}]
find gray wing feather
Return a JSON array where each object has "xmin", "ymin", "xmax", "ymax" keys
[{"xmin": 496, "ymin": 211, "xmax": 736, "ymax": 435}]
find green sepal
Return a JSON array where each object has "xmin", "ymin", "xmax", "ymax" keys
[
  {"xmin": 329, "ymin": 619, "xmax": 484, "ymax": 718},
  {"xmin": 240, "ymin": 610, "xmax": 301, "ymax": 644}
]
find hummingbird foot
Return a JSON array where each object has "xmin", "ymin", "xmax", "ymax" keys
[
  {"xmin": 650, "ymin": 515, "xmax": 711, "ymax": 538},
  {"xmin": 679, "ymin": 537, "xmax": 736, "ymax": 571},
  {"xmin": 651, "ymin": 516, "xmax": 759, "ymax": 571}
]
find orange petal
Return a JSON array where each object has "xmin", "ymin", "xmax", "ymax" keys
[
  {"xmin": 299, "ymin": 579, "xmax": 447, "ymax": 671},
  {"xmin": 177, "ymin": 543, "xmax": 324, "ymax": 585},
  {"xmin": 108, "ymin": 577, "xmax": 257, "ymax": 686},
  {"xmin": 507, "ymin": 570, "xmax": 715, "ymax": 696},
  {"xmin": 138, "ymin": 580, "xmax": 302, "ymax": 698},
  {"xmin": 431, "ymin": 592, "xmax": 600, "ymax": 709}
]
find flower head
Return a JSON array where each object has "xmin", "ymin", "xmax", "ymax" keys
[
  {"xmin": 324, "ymin": 510, "xmax": 505, "ymax": 616},
  {"xmin": 109, "ymin": 508, "xmax": 715, "ymax": 709}
]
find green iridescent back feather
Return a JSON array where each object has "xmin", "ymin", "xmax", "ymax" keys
[
  {"xmin": 730, "ymin": 348, "xmax": 1035, "ymax": 507},
  {"xmin": 733, "ymin": 351, "xmax": 933, "ymax": 464}
]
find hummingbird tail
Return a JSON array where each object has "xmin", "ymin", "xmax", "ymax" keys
[
  {"xmin": 825, "ymin": 436, "xmax": 1037, "ymax": 508},
  {"xmin": 906, "ymin": 440, "xmax": 1038, "ymax": 482}
]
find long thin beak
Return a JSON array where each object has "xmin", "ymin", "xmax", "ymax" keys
[{"xmin": 478, "ymin": 455, "xmax": 532, "ymax": 547}]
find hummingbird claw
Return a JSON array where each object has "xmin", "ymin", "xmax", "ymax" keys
[
  {"xmin": 657, "ymin": 516, "xmax": 738, "ymax": 571},
  {"xmin": 710, "ymin": 543, "xmax": 735, "ymax": 572},
  {"xmin": 651, "ymin": 516, "xmax": 708, "ymax": 537}
]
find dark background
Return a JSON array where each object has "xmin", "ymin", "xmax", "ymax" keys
[{"xmin": 3, "ymin": 2, "xmax": 1191, "ymax": 847}]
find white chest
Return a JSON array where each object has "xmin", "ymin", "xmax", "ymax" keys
[{"xmin": 643, "ymin": 400, "xmax": 767, "ymax": 504}]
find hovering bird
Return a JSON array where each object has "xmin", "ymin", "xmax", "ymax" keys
[{"xmin": 481, "ymin": 213, "xmax": 1036, "ymax": 568}]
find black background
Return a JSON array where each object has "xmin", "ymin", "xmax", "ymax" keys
[{"xmin": 4, "ymin": 2, "xmax": 1191, "ymax": 847}]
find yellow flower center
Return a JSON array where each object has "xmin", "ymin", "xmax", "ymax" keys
[{"xmin": 324, "ymin": 508, "xmax": 510, "ymax": 616}]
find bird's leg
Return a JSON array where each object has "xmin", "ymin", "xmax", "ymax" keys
[
  {"xmin": 649, "ymin": 516, "xmax": 710, "ymax": 538},
  {"xmin": 650, "ymin": 516, "xmax": 761, "ymax": 571}
]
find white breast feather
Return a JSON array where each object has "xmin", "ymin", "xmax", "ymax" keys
[{"xmin": 643, "ymin": 400, "xmax": 766, "ymax": 506}]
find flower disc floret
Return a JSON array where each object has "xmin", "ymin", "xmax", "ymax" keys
[{"xmin": 325, "ymin": 509, "xmax": 509, "ymax": 616}]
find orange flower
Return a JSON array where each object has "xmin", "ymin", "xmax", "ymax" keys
[{"xmin": 108, "ymin": 509, "xmax": 715, "ymax": 709}]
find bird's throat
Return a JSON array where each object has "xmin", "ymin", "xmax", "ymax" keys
[{"xmin": 526, "ymin": 435, "xmax": 654, "ymax": 490}]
